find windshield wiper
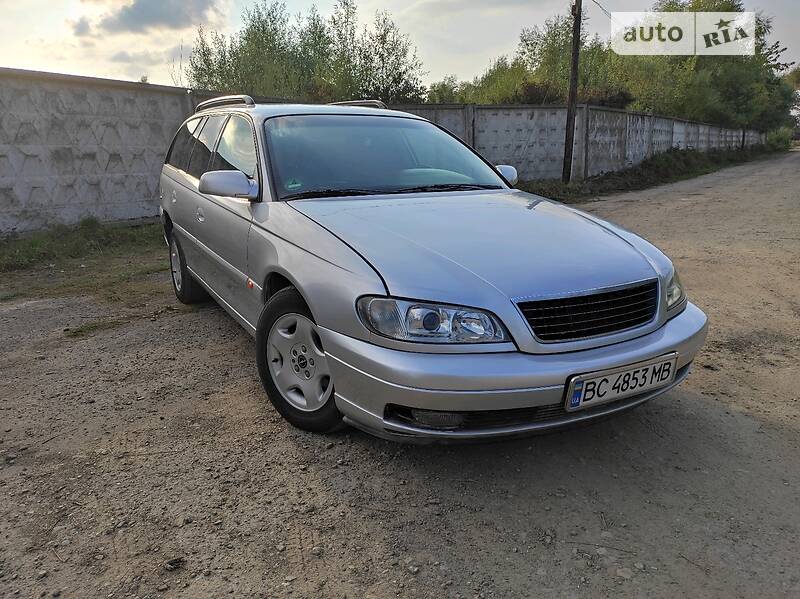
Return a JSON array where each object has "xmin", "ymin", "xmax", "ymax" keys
[
  {"xmin": 282, "ymin": 183, "xmax": 503, "ymax": 201},
  {"xmin": 282, "ymin": 188, "xmax": 378, "ymax": 201},
  {"xmin": 389, "ymin": 183, "xmax": 503, "ymax": 193}
]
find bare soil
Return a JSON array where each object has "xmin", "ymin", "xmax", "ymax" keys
[{"xmin": 1, "ymin": 151, "xmax": 798, "ymax": 598}]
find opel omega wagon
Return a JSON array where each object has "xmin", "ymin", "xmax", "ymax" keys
[{"xmin": 159, "ymin": 95, "xmax": 708, "ymax": 442}]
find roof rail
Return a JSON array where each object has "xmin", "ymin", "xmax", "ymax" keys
[
  {"xmin": 329, "ymin": 99, "xmax": 387, "ymax": 109},
  {"xmin": 195, "ymin": 94, "xmax": 255, "ymax": 113}
]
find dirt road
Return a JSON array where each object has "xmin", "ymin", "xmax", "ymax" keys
[{"xmin": 1, "ymin": 151, "xmax": 798, "ymax": 598}]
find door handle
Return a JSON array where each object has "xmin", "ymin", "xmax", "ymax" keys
[
  {"xmin": 196, "ymin": 207, "xmax": 205, "ymax": 223},
  {"xmin": 171, "ymin": 190, "xmax": 177, "ymax": 204}
]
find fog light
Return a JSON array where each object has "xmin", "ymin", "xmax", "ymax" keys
[{"xmin": 410, "ymin": 409, "xmax": 465, "ymax": 430}]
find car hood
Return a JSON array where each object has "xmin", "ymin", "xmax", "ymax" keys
[{"xmin": 290, "ymin": 190, "xmax": 661, "ymax": 305}]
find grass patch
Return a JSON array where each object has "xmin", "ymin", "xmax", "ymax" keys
[
  {"xmin": 0, "ymin": 219, "xmax": 170, "ymax": 306},
  {"xmin": 64, "ymin": 319, "xmax": 128, "ymax": 338},
  {"xmin": 0, "ymin": 255, "xmax": 170, "ymax": 307},
  {"xmin": 0, "ymin": 290, "xmax": 24, "ymax": 302},
  {"xmin": 0, "ymin": 217, "xmax": 164, "ymax": 273},
  {"xmin": 518, "ymin": 146, "xmax": 784, "ymax": 203}
]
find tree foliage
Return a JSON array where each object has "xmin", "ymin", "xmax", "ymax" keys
[
  {"xmin": 427, "ymin": 0, "xmax": 795, "ymax": 129},
  {"xmin": 186, "ymin": 0, "xmax": 795, "ymax": 129},
  {"xmin": 785, "ymin": 67, "xmax": 800, "ymax": 90},
  {"xmin": 186, "ymin": 0, "xmax": 426, "ymax": 103}
]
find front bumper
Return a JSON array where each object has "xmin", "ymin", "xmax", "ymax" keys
[{"xmin": 319, "ymin": 302, "xmax": 708, "ymax": 442}]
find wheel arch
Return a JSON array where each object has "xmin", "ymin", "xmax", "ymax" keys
[
  {"xmin": 246, "ymin": 214, "xmax": 385, "ymax": 342},
  {"xmin": 162, "ymin": 209, "xmax": 174, "ymax": 241},
  {"xmin": 261, "ymin": 269, "xmax": 316, "ymax": 320}
]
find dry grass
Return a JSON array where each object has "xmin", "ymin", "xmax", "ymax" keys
[
  {"xmin": 518, "ymin": 146, "xmax": 783, "ymax": 203},
  {"xmin": 63, "ymin": 319, "xmax": 129, "ymax": 338},
  {"xmin": 0, "ymin": 217, "xmax": 164, "ymax": 272},
  {"xmin": 0, "ymin": 219, "xmax": 170, "ymax": 307}
]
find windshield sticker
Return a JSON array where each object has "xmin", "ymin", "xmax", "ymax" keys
[{"xmin": 286, "ymin": 178, "xmax": 302, "ymax": 190}]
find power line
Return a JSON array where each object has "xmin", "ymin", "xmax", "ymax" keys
[
  {"xmin": 587, "ymin": 0, "xmax": 626, "ymax": 32},
  {"xmin": 589, "ymin": 0, "xmax": 613, "ymax": 20}
]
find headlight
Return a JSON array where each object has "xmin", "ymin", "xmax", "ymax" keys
[
  {"xmin": 357, "ymin": 297, "xmax": 509, "ymax": 343},
  {"xmin": 666, "ymin": 269, "xmax": 685, "ymax": 309}
]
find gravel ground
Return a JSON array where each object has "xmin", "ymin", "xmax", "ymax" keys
[{"xmin": 1, "ymin": 150, "xmax": 798, "ymax": 598}]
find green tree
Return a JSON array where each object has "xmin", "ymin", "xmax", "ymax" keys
[
  {"xmin": 653, "ymin": 0, "xmax": 796, "ymax": 129},
  {"xmin": 186, "ymin": 0, "xmax": 426, "ymax": 103},
  {"xmin": 427, "ymin": 57, "xmax": 528, "ymax": 104},
  {"xmin": 785, "ymin": 66, "xmax": 800, "ymax": 90},
  {"xmin": 356, "ymin": 11, "xmax": 426, "ymax": 103},
  {"xmin": 430, "ymin": 0, "xmax": 795, "ymax": 129},
  {"xmin": 293, "ymin": 6, "xmax": 335, "ymax": 101},
  {"xmin": 328, "ymin": 0, "xmax": 360, "ymax": 99},
  {"xmin": 427, "ymin": 75, "xmax": 462, "ymax": 103},
  {"xmin": 467, "ymin": 56, "xmax": 529, "ymax": 104},
  {"xmin": 517, "ymin": 14, "xmax": 573, "ymax": 97}
]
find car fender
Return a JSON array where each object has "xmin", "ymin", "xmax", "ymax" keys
[{"xmin": 246, "ymin": 201, "xmax": 387, "ymax": 342}]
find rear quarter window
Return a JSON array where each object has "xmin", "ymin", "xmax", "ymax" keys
[
  {"xmin": 166, "ymin": 118, "xmax": 203, "ymax": 171},
  {"xmin": 186, "ymin": 115, "xmax": 227, "ymax": 179}
]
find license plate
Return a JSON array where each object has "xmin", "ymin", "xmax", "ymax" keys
[{"xmin": 565, "ymin": 353, "xmax": 678, "ymax": 412}]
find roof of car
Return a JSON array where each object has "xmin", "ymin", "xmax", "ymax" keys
[{"xmin": 195, "ymin": 102, "xmax": 424, "ymax": 121}]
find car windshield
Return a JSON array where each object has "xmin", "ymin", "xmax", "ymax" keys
[{"xmin": 263, "ymin": 114, "xmax": 506, "ymax": 200}]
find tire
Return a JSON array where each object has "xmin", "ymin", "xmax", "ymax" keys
[
  {"xmin": 255, "ymin": 287, "xmax": 342, "ymax": 432},
  {"xmin": 168, "ymin": 234, "xmax": 209, "ymax": 304}
]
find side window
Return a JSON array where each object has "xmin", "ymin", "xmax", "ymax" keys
[
  {"xmin": 186, "ymin": 115, "xmax": 226, "ymax": 180},
  {"xmin": 166, "ymin": 118, "xmax": 202, "ymax": 170},
  {"xmin": 210, "ymin": 116, "xmax": 258, "ymax": 179}
]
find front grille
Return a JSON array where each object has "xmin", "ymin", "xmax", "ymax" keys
[{"xmin": 518, "ymin": 280, "xmax": 659, "ymax": 342}]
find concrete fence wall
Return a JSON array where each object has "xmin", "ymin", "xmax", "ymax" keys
[
  {"xmin": 0, "ymin": 68, "xmax": 282, "ymax": 234},
  {"xmin": 0, "ymin": 67, "xmax": 766, "ymax": 233},
  {"xmin": 397, "ymin": 104, "xmax": 765, "ymax": 180}
]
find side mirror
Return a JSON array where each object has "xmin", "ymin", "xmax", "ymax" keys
[
  {"xmin": 496, "ymin": 165, "xmax": 518, "ymax": 186},
  {"xmin": 199, "ymin": 170, "xmax": 259, "ymax": 200}
]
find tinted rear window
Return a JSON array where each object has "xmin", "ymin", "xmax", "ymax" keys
[
  {"xmin": 186, "ymin": 115, "xmax": 227, "ymax": 179},
  {"xmin": 166, "ymin": 118, "xmax": 202, "ymax": 170}
]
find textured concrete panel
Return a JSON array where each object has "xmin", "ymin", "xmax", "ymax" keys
[
  {"xmin": 473, "ymin": 106, "xmax": 573, "ymax": 180},
  {"xmin": 684, "ymin": 123, "xmax": 700, "ymax": 150},
  {"xmin": 707, "ymin": 127, "xmax": 720, "ymax": 149},
  {"xmin": 723, "ymin": 128, "xmax": 739, "ymax": 149},
  {"xmin": 0, "ymin": 69, "xmax": 194, "ymax": 233},
  {"xmin": 586, "ymin": 108, "xmax": 627, "ymax": 177},
  {"xmin": 673, "ymin": 121, "xmax": 687, "ymax": 149},
  {"xmin": 696, "ymin": 124, "xmax": 710, "ymax": 151},
  {"xmin": 743, "ymin": 129, "xmax": 761, "ymax": 147},
  {"xmin": 393, "ymin": 105, "xmax": 469, "ymax": 142},
  {"xmin": 626, "ymin": 113, "xmax": 651, "ymax": 166},
  {"xmin": 652, "ymin": 118, "xmax": 674, "ymax": 155}
]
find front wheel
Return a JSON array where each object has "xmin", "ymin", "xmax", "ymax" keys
[{"xmin": 255, "ymin": 287, "xmax": 342, "ymax": 432}]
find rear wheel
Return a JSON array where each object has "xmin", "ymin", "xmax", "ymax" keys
[
  {"xmin": 169, "ymin": 235, "xmax": 208, "ymax": 304},
  {"xmin": 255, "ymin": 287, "xmax": 342, "ymax": 432}
]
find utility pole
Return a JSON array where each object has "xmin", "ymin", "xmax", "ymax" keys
[{"xmin": 562, "ymin": 0, "xmax": 582, "ymax": 183}]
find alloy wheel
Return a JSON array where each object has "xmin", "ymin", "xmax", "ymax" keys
[{"xmin": 267, "ymin": 313, "xmax": 333, "ymax": 411}]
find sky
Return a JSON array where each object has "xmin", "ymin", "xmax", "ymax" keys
[{"xmin": 0, "ymin": 0, "xmax": 797, "ymax": 87}]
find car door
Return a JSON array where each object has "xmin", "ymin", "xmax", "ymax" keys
[
  {"xmin": 161, "ymin": 116, "xmax": 205, "ymax": 268},
  {"xmin": 182, "ymin": 114, "xmax": 228, "ymax": 285},
  {"xmin": 194, "ymin": 114, "xmax": 260, "ymax": 323}
]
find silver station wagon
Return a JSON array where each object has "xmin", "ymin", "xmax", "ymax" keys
[{"xmin": 160, "ymin": 95, "xmax": 708, "ymax": 442}]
